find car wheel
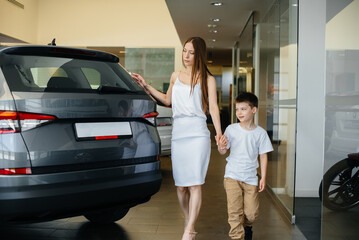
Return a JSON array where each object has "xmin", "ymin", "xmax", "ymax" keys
[
  {"xmin": 84, "ymin": 207, "xmax": 129, "ymax": 224},
  {"xmin": 320, "ymin": 158, "xmax": 359, "ymax": 211}
]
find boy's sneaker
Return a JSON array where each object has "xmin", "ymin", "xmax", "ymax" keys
[{"xmin": 244, "ymin": 226, "xmax": 253, "ymax": 240}]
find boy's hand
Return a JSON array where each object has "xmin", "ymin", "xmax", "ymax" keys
[
  {"xmin": 259, "ymin": 178, "xmax": 266, "ymax": 192},
  {"xmin": 218, "ymin": 135, "xmax": 228, "ymax": 150}
]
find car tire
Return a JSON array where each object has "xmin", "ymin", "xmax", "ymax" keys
[
  {"xmin": 319, "ymin": 158, "xmax": 359, "ymax": 211},
  {"xmin": 84, "ymin": 207, "xmax": 129, "ymax": 224}
]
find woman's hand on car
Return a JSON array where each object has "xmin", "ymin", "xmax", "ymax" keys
[{"xmin": 131, "ymin": 73, "xmax": 148, "ymax": 89}]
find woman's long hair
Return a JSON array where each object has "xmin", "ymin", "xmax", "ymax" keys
[{"xmin": 183, "ymin": 37, "xmax": 212, "ymax": 113}]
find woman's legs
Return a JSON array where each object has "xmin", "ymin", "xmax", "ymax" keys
[
  {"xmin": 186, "ymin": 185, "xmax": 202, "ymax": 232},
  {"xmin": 177, "ymin": 185, "xmax": 202, "ymax": 239},
  {"xmin": 177, "ymin": 186, "xmax": 190, "ymax": 226}
]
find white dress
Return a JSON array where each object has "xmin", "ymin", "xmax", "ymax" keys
[{"xmin": 171, "ymin": 77, "xmax": 211, "ymax": 187}]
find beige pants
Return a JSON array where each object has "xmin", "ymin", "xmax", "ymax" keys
[{"xmin": 224, "ymin": 178, "xmax": 259, "ymax": 240}]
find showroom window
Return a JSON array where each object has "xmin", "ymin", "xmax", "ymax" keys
[
  {"xmin": 125, "ymin": 48, "xmax": 175, "ymax": 92},
  {"xmin": 86, "ymin": 47, "xmax": 175, "ymax": 93}
]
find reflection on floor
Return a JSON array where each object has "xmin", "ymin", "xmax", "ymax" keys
[
  {"xmin": 322, "ymin": 204, "xmax": 359, "ymax": 240},
  {"xmin": 0, "ymin": 138, "xmax": 306, "ymax": 240},
  {"xmin": 295, "ymin": 198, "xmax": 321, "ymax": 240}
]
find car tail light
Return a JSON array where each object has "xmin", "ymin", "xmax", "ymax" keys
[
  {"xmin": 0, "ymin": 168, "xmax": 32, "ymax": 175},
  {"xmin": 0, "ymin": 111, "xmax": 18, "ymax": 133},
  {"xmin": 143, "ymin": 111, "xmax": 159, "ymax": 125},
  {"xmin": 0, "ymin": 111, "xmax": 56, "ymax": 134}
]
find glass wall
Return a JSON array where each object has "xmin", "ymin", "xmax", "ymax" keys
[
  {"xmin": 322, "ymin": 0, "xmax": 359, "ymax": 239},
  {"xmin": 87, "ymin": 47, "xmax": 175, "ymax": 93},
  {"xmin": 125, "ymin": 48, "xmax": 175, "ymax": 92},
  {"xmin": 232, "ymin": 43, "xmax": 239, "ymax": 123},
  {"xmin": 238, "ymin": 14, "xmax": 254, "ymax": 93},
  {"xmin": 230, "ymin": 14, "xmax": 255, "ymax": 122},
  {"xmin": 257, "ymin": 0, "xmax": 298, "ymax": 220},
  {"xmin": 232, "ymin": 15, "xmax": 254, "ymax": 123}
]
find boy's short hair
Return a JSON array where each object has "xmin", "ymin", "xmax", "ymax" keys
[{"xmin": 236, "ymin": 92, "xmax": 258, "ymax": 108}]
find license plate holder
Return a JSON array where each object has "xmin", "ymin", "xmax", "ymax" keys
[{"xmin": 74, "ymin": 122, "xmax": 132, "ymax": 140}]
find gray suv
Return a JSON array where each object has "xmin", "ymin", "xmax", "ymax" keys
[{"xmin": 0, "ymin": 45, "xmax": 161, "ymax": 224}]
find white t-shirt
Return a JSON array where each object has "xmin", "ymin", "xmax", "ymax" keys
[{"xmin": 224, "ymin": 123, "xmax": 273, "ymax": 186}]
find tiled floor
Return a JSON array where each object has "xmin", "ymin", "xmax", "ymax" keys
[{"xmin": 0, "ymin": 137, "xmax": 307, "ymax": 240}]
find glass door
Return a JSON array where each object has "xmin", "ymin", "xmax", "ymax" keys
[{"xmin": 257, "ymin": 0, "xmax": 298, "ymax": 223}]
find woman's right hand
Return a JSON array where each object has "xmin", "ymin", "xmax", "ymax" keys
[{"xmin": 130, "ymin": 73, "xmax": 148, "ymax": 89}]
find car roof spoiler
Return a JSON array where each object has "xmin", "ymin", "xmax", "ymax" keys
[{"xmin": 0, "ymin": 45, "xmax": 119, "ymax": 63}]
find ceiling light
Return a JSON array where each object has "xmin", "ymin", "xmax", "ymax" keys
[
  {"xmin": 211, "ymin": 18, "xmax": 220, "ymax": 22},
  {"xmin": 211, "ymin": 39, "xmax": 216, "ymax": 42},
  {"xmin": 209, "ymin": 30, "xmax": 218, "ymax": 33},
  {"xmin": 210, "ymin": 2, "xmax": 223, "ymax": 6},
  {"xmin": 207, "ymin": 24, "xmax": 217, "ymax": 28},
  {"xmin": 292, "ymin": 3, "xmax": 298, "ymax": 7},
  {"xmin": 208, "ymin": 60, "xmax": 213, "ymax": 64}
]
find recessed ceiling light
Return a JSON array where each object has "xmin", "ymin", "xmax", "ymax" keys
[
  {"xmin": 207, "ymin": 24, "xmax": 217, "ymax": 28},
  {"xmin": 292, "ymin": 3, "xmax": 298, "ymax": 7},
  {"xmin": 209, "ymin": 30, "xmax": 218, "ymax": 33},
  {"xmin": 211, "ymin": 18, "xmax": 220, "ymax": 22},
  {"xmin": 211, "ymin": 39, "xmax": 216, "ymax": 42},
  {"xmin": 208, "ymin": 60, "xmax": 213, "ymax": 64},
  {"xmin": 210, "ymin": 2, "xmax": 223, "ymax": 6}
]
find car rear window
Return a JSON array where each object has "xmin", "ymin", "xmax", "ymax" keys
[{"xmin": 1, "ymin": 54, "xmax": 143, "ymax": 93}]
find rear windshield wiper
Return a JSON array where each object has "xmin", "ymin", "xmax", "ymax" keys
[{"xmin": 97, "ymin": 85, "xmax": 138, "ymax": 94}]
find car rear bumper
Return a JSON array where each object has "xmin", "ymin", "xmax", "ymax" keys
[{"xmin": 0, "ymin": 161, "xmax": 161, "ymax": 222}]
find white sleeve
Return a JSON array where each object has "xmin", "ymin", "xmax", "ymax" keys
[{"xmin": 258, "ymin": 130, "xmax": 273, "ymax": 154}]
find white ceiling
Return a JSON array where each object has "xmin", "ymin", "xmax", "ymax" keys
[{"xmin": 165, "ymin": 0, "xmax": 272, "ymax": 51}]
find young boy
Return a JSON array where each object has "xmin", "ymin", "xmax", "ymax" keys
[{"xmin": 218, "ymin": 92, "xmax": 273, "ymax": 240}]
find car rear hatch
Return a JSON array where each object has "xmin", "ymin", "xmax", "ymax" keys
[{"xmin": 0, "ymin": 46, "xmax": 159, "ymax": 172}]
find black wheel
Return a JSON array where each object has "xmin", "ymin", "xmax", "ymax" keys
[
  {"xmin": 321, "ymin": 158, "xmax": 359, "ymax": 211},
  {"xmin": 84, "ymin": 207, "xmax": 129, "ymax": 224}
]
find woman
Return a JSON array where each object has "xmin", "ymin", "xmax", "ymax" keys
[{"xmin": 131, "ymin": 37, "xmax": 222, "ymax": 240}]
